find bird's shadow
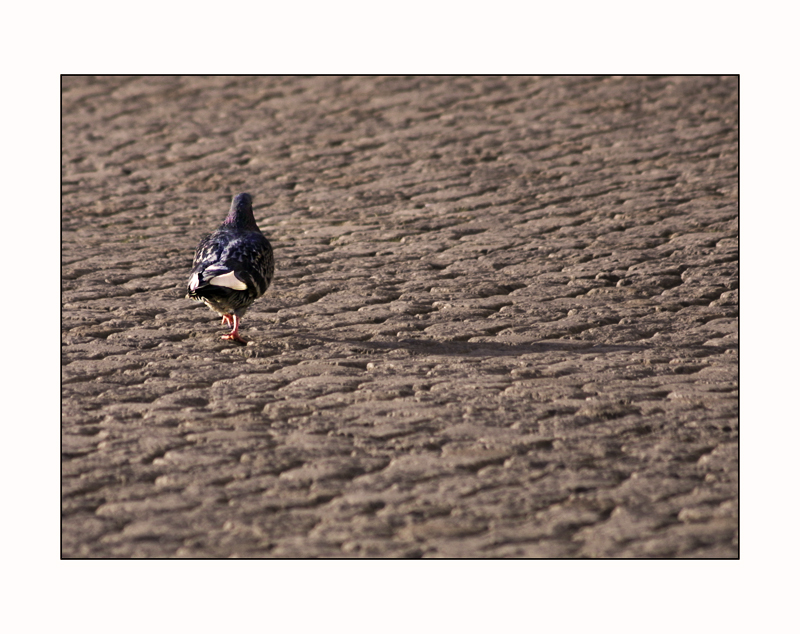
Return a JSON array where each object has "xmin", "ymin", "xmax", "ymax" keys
[{"xmin": 267, "ymin": 332, "xmax": 654, "ymax": 358}]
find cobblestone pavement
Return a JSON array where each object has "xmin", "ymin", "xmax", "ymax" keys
[{"xmin": 61, "ymin": 76, "xmax": 738, "ymax": 558}]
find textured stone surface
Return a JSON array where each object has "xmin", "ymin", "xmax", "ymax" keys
[{"xmin": 62, "ymin": 76, "xmax": 738, "ymax": 558}]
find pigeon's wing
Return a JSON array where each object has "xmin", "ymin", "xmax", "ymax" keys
[
  {"xmin": 226, "ymin": 232, "xmax": 274, "ymax": 298},
  {"xmin": 190, "ymin": 233, "xmax": 214, "ymax": 270},
  {"xmin": 188, "ymin": 232, "xmax": 239, "ymax": 292}
]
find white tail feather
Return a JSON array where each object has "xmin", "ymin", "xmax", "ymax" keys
[{"xmin": 208, "ymin": 271, "xmax": 248, "ymax": 291}]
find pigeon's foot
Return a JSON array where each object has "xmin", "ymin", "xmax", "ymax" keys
[
  {"xmin": 221, "ymin": 332, "xmax": 247, "ymax": 345},
  {"xmin": 221, "ymin": 314, "xmax": 246, "ymax": 344}
]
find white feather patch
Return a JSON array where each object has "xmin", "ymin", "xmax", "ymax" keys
[
  {"xmin": 189, "ymin": 273, "xmax": 201, "ymax": 291},
  {"xmin": 208, "ymin": 270, "xmax": 247, "ymax": 291}
]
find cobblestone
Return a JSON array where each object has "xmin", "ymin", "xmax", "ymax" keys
[{"xmin": 62, "ymin": 75, "xmax": 738, "ymax": 557}]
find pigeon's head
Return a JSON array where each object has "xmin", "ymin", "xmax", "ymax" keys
[
  {"xmin": 232, "ymin": 193, "xmax": 253, "ymax": 213},
  {"xmin": 222, "ymin": 192, "xmax": 259, "ymax": 231}
]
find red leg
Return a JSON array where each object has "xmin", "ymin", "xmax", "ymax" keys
[
  {"xmin": 221, "ymin": 314, "xmax": 247, "ymax": 344},
  {"xmin": 221, "ymin": 314, "xmax": 233, "ymax": 327}
]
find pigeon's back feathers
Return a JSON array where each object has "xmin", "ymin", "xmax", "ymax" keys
[
  {"xmin": 187, "ymin": 193, "xmax": 274, "ymax": 342},
  {"xmin": 190, "ymin": 229, "xmax": 273, "ymax": 294}
]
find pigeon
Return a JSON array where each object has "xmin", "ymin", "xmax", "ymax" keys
[{"xmin": 187, "ymin": 193, "xmax": 274, "ymax": 344}]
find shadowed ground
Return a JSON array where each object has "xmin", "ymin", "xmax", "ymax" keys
[{"xmin": 62, "ymin": 76, "xmax": 738, "ymax": 557}]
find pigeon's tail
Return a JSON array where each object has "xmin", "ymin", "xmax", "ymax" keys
[
  {"xmin": 188, "ymin": 268, "xmax": 248, "ymax": 294},
  {"xmin": 187, "ymin": 267, "xmax": 257, "ymax": 318}
]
